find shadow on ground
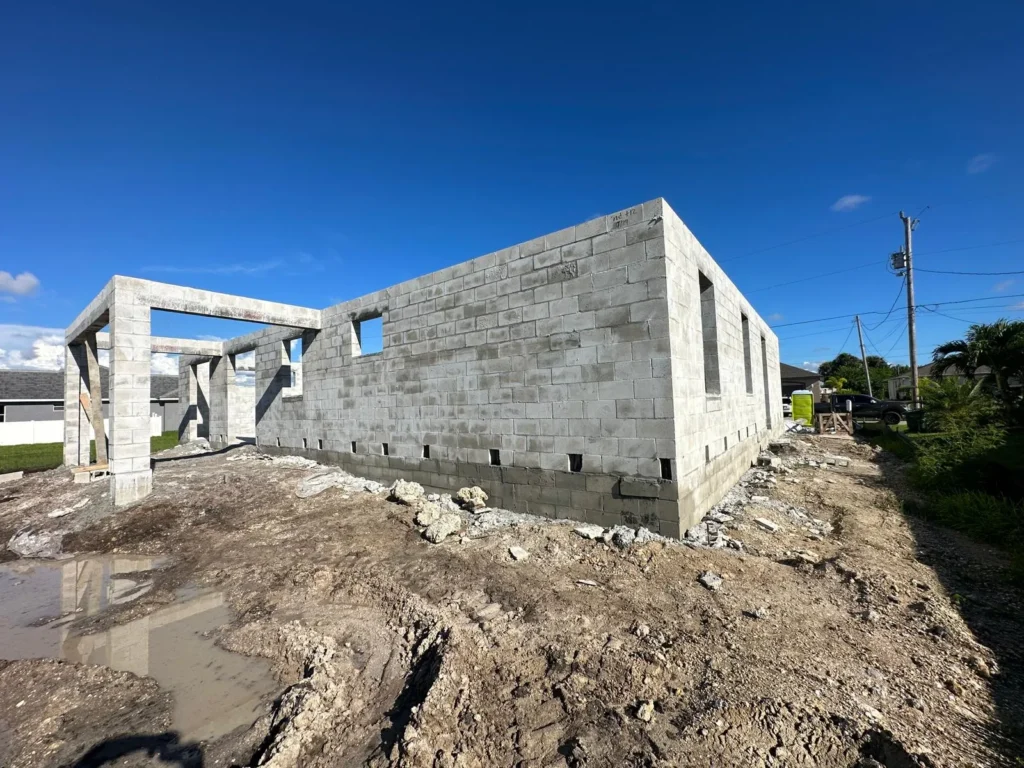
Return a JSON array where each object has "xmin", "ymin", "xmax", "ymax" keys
[
  {"xmin": 67, "ymin": 732, "xmax": 203, "ymax": 767},
  {"xmin": 875, "ymin": 450, "xmax": 1024, "ymax": 764}
]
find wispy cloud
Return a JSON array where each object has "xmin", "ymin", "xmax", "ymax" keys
[
  {"xmin": 1012, "ymin": 301, "xmax": 1024, "ymax": 311},
  {"xmin": 801, "ymin": 361, "xmax": 824, "ymax": 372},
  {"xmin": 994, "ymin": 278, "xmax": 1015, "ymax": 293},
  {"xmin": 967, "ymin": 153, "xmax": 996, "ymax": 174},
  {"xmin": 830, "ymin": 195, "xmax": 871, "ymax": 212},
  {"xmin": 0, "ymin": 271, "xmax": 40, "ymax": 297},
  {"xmin": 140, "ymin": 261, "xmax": 282, "ymax": 276},
  {"xmin": 767, "ymin": 312, "xmax": 785, "ymax": 322},
  {"xmin": 0, "ymin": 324, "xmax": 183, "ymax": 374}
]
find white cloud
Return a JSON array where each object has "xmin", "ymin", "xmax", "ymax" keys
[
  {"xmin": 967, "ymin": 153, "xmax": 996, "ymax": 174},
  {"xmin": 993, "ymin": 278, "xmax": 1015, "ymax": 292},
  {"xmin": 0, "ymin": 271, "xmax": 40, "ymax": 297},
  {"xmin": 0, "ymin": 324, "xmax": 181, "ymax": 374},
  {"xmin": 767, "ymin": 312, "xmax": 785, "ymax": 322},
  {"xmin": 802, "ymin": 361, "xmax": 824, "ymax": 372},
  {"xmin": 140, "ymin": 261, "xmax": 282, "ymax": 276},
  {"xmin": 1012, "ymin": 301, "xmax": 1024, "ymax": 310},
  {"xmin": 150, "ymin": 353, "xmax": 180, "ymax": 376},
  {"xmin": 830, "ymin": 195, "xmax": 871, "ymax": 212}
]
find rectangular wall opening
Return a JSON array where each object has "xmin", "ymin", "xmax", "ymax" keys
[
  {"xmin": 352, "ymin": 314, "xmax": 384, "ymax": 357},
  {"xmin": 660, "ymin": 458, "xmax": 672, "ymax": 480},
  {"xmin": 698, "ymin": 272, "xmax": 721, "ymax": 395},
  {"xmin": 302, "ymin": 437, "xmax": 308, "ymax": 449},
  {"xmin": 761, "ymin": 335, "xmax": 772, "ymax": 429},
  {"xmin": 317, "ymin": 439, "xmax": 323, "ymax": 450},
  {"xmin": 568, "ymin": 453, "xmax": 583, "ymax": 473},
  {"xmin": 282, "ymin": 337, "xmax": 304, "ymax": 397},
  {"xmin": 351, "ymin": 441, "xmax": 357, "ymax": 453},
  {"xmin": 422, "ymin": 445, "xmax": 431, "ymax": 459},
  {"xmin": 489, "ymin": 448, "xmax": 501, "ymax": 466},
  {"xmin": 382, "ymin": 442, "xmax": 389, "ymax": 456},
  {"xmin": 276, "ymin": 437, "xmax": 281, "ymax": 447},
  {"xmin": 741, "ymin": 314, "xmax": 753, "ymax": 394}
]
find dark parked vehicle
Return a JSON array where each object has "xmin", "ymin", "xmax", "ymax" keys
[{"xmin": 815, "ymin": 394, "xmax": 906, "ymax": 425}]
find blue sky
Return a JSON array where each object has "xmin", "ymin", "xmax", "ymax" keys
[{"xmin": 1, "ymin": 2, "xmax": 1022, "ymax": 374}]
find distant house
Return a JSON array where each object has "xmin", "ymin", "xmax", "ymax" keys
[
  {"xmin": 0, "ymin": 369, "xmax": 180, "ymax": 432},
  {"xmin": 885, "ymin": 363, "xmax": 987, "ymax": 400},
  {"xmin": 780, "ymin": 363, "xmax": 821, "ymax": 396}
]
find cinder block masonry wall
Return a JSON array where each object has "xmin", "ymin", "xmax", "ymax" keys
[{"xmin": 240, "ymin": 199, "xmax": 782, "ymax": 536}]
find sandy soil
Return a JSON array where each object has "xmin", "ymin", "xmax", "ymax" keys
[{"xmin": 0, "ymin": 435, "xmax": 1021, "ymax": 767}]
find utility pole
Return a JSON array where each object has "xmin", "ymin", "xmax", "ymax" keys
[
  {"xmin": 855, "ymin": 315, "xmax": 873, "ymax": 397},
  {"xmin": 899, "ymin": 211, "xmax": 919, "ymax": 405}
]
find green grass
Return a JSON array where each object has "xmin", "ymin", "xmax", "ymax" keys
[{"xmin": 0, "ymin": 431, "xmax": 179, "ymax": 474}]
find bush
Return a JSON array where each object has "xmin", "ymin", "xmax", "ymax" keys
[
  {"xmin": 909, "ymin": 425, "xmax": 1007, "ymax": 494},
  {"xmin": 928, "ymin": 491, "xmax": 1023, "ymax": 546}
]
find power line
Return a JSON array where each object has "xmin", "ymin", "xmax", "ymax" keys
[
  {"xmin": 721, "ymin": 212, "xmax": 893, "ymax": 263},
  {"xmin": 745, "ymin": 259, "xmax": 887, "ymax": 294},
  {"xmin": 882, "ymin": 323, "xmax": 908, "ymax": 357},
  {"xmin": 866, "ymin": 277, "xmax": 906, "ymax": 330},
  {"xmin": 771, "ymin": 292, "xmax": 1024, "ymax": 328},
  {"xmin": 915, "ymin": 238, "xmax": 1024, "ymax": 257},
  {"xmin": 916, "ymin": 267, "xmax": 1024, "ymax": 276}
]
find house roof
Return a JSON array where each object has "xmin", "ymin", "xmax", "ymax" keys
[
  {"xmin": 888, "ymin": 363, "xmax": 992, "ymax": 381},
  {"xmin": 0, "ymin": 368, "xmax": 179, "ymax": 402},
  {"xmin": 780, "ymin": 363, "xmax": 820, "ymax": 381}
]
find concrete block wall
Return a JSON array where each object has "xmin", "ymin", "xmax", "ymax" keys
[
  {"xmin": 663, "ymin": 206, "xmax": 783, "ymax": 527},
  {"xmin": 246, "ymin": 199, "xmax": 782, "ymax": 536}
]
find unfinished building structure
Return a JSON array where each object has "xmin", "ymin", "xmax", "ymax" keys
[{"xmin": 64, "ymin": 199, "xmax": 782, "ymax": 536}]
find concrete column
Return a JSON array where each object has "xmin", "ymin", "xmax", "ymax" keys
[
  {"xmin": 63, "ymin": 343, "xmax": 90, "ymax": 467},
  {"xmin": 177, "ymin": 357, "xmax": 198, "ymax": 443},
  {"xmin": 196, "ymin": 361, "xmax": 210, "ymax": 439},
  {"xmin": 108, "ymin": 286, "xmax": 153, "ymax": 506},
  {"xmin": 208, "ymin": 353, "xmax": 237, "ymax": 448},
  {"xmin": 84, "ymin": 333, "xmax": 107, "ymax": 465}
]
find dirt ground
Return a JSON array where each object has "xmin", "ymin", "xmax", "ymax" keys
[{"xmin": 0, "ymin": 435, "xmax": 1022, "ymax": 767}]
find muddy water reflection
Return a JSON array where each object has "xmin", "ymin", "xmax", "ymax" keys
[{"xmin": 0, "ymin": 556, "xmax": 278, "ymax": 741}]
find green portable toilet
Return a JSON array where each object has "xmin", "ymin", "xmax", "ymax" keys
[{"xmin": 791, "ymin": 390, "xmax": 814, "ymax": 426}]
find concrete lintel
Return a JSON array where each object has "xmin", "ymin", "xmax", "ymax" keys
[
  {"xmin": 65, "ymin": 279, "xmax": 115, "ymax": 344},
  {"xmin": 113, "ymin": 276, "xmax": 322, "ymax": 329},
  {"xmin": 95, "ymin": 332, "xmax": 224, "ymax": 357},
  {"xmin": 222, "ymin": 325, "xmax": 303, "ymax": 357}
]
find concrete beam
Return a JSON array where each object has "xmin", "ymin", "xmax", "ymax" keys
[
  {"xmin": 95, "ymin": 332, "xmax": 224, "ymax": 357},
  {"xmin": 65, "ymin": 280, "xmax": 114, "ymax": 344},
  {"xmin": 118, "ymin": 276, "xmax": 321, "ymax": 329}
]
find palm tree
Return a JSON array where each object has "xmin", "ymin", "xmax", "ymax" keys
[{"xmin": 932, "ymin": 320, "xmax": 1024, "ymax": 405}]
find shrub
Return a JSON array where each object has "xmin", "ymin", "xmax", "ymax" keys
[
  {"xmin": 910, "ymin": 424, "xmax": 1007, "ymax": 494},
  {"xmin": 929, "ymin": 491, "xmax": 1023, "ymax": 546}
]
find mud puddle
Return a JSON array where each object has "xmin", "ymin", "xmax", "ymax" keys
[{"xmin": 0, "ymin": 555, "xmax": 279, "ymax": 741}]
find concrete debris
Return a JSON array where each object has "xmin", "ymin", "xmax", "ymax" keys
[
  {"xmin": 296, "ymin": 470, "xmax": 385, "ymax": 498},
  {"xmin": 698, "ymin": 571, "xmax": 723, "ymax": 591},
  {"xmin": 750, "ymin": 495, "xmax": 770, "ymax": 503},
  {"xmin": 756, "ymin": 455, "xmax": 781, "ymax": 469},
  {"xmin": 413, "ymin": 501, "xmax": 442, "ymax": 527},
  {"xmin": 607, "ymin": 525, "xmax": 636, "ymax": 548},
  {"xmin": 508, "ymin": 545, "xmax": 530, "ymax": 561},
  {"xmin": 456, "ymin": 486, "xmax": 488, "ymax": 510},
  {"xmin": 768, "ymin": 439, "xmax": 797, "ymax": 454},
  {"xmin": 744, "ymin": 607, "xmax": 770, "ymax": 620},
  {"xmin": 631, "ymin": 622, "xmax": 651, "ymax": 638},
  {"xmin": 424, "ymin": 513, "xmax": 462, "ymax": 543},
  {"xmin": 228, "ymin": 452, "xmax": 318, "ymax": 470},
  {"xmin": 754, "ymin": 517, "xmax": 780, "ymax": 533},
  {"xmin": 0, "ymin": 471, "xmax": 24, "ymax": 485},
  {"xmin": 7, "ymin": 529, "xmax": 64, "ymax": 559},
  {"xmin": 47, "ymin": 498, "xmax": 89, "ymax": 519},
  {"xmin": 389, "ymin": 479, "xmax": 425, "ymax": 506},
  {"xmin": 574, "ymin": 524, "xmax": 606, "ymax": 540},
  {"xmin": 634, "ymin": 526, "xmax": 659, "ymax": 546},
  {"xmin": 636, "ymin": 700, "xmax": 655, "ymax": 722}
]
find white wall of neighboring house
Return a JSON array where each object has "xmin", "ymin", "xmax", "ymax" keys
[{"xmin": 0, "ymin": 415, "xmax": 163, "ymax": 447}]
